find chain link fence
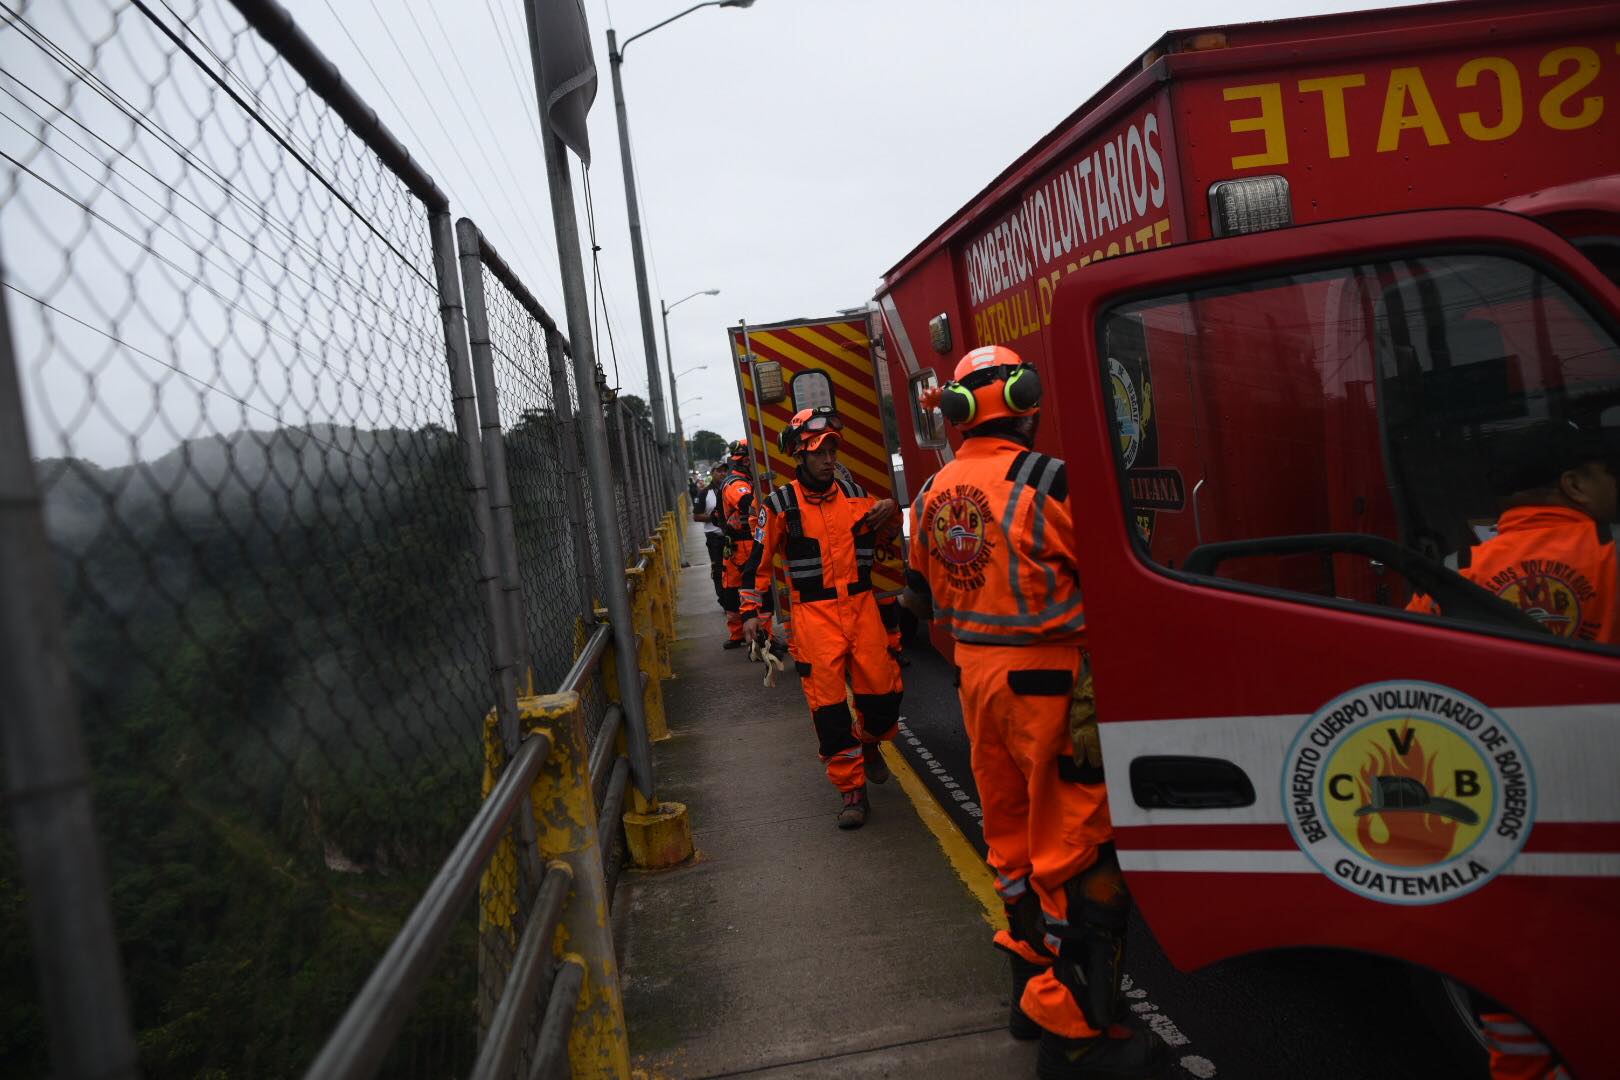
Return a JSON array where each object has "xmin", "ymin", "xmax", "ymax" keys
[{"xmin": 0, "ymin": 1, "xmax": 675, "ymax": 1075}]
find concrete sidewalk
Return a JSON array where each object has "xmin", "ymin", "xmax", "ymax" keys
[{"xmin": 614, "ymin": 522, "xmax": 1039, "ymax": 1079}]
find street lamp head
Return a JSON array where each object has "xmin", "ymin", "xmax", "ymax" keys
[
  {"xmin": 703, "ymin": 288, "xmax": 721, "ymax": 295},
  {"xmin": 720, "ymin": 0, "xmax": 755, "ymax": 7}
]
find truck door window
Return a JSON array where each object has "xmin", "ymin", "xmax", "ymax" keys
[
  {"xmin": 1101, "ymin": 253, "xmax": 1620, "ymax": 652},
  {"xmin": 909, "ymin": 369, "xmax": 947, "ymax": 449}
]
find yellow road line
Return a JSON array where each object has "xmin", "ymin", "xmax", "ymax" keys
[{"xmin": 881, "ymin": 740, "xmax": 1007, "ymax": 932}]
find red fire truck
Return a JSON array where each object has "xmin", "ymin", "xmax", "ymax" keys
[{"xmin": 873, "ymin": 0, "xmax": 1620, "ymax": 1072}]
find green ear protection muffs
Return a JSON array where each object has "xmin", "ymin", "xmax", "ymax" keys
[{"xmin": 938, "ymin": 363, "xmax": 1042, "ymax": 426}]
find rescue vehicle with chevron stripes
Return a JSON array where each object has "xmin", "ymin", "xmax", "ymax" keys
[
  {"xmin": 871, "ymin": 0, "xmax": 1620, "ymax": 1072},
  {"xmin": 726, "ymin": 315, "xmax": 907, "ymax": 632}
]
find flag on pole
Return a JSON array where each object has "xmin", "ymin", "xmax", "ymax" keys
[{"xmin": 530, "ymin": 0, "xmax": 597, "ymax": 164}]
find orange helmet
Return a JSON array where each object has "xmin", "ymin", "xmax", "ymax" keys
[
  {"xmin": 726, "ymin": 438, "xmax": 750, "ymax": 464},
  {"xmin": 780, "ymin": 406, "xmax": 844, "ymax": 455},
  {"xmin": 938, "ymin": 344, "xmax": 1042, "ymax": 428}
]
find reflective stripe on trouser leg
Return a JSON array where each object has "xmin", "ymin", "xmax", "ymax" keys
[
  {"xmin": 850, "ymin": 595, "xmax": 903, "ymax": 742},
  {"xmin": 812, "ymin": 703, "xmax": 864, "ymax": 791},
  {"xmin": 958, "ymin": 641, "xmax": 1113, "ymax": 1039},
  {"xmin": 1477, "ymin": 1012, "xmax": 1563, "ymax": 1079},
  {"xmin": 992, "ymin": 886, "xmax": 1053, "ymax": 968},
  {"xmin": 1038, "ymin": 849, "xmax": 1129, "ymax": 1032},
  {"xmin": 798, "ymin": 629, "xmax": 864, "ymax": 791},
  {"xmin": 957, "ymin": 660, "xmax": 1039, "ymax": 966}
]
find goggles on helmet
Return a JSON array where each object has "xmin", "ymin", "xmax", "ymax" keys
[{"xmin": 782, "ymin": 407, "xmax": 844, "ymax": 453}]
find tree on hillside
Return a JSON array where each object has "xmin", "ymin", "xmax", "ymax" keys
[
  {"xmin": 687, "ymin": 430, "xmax": 726, "ymax": 463},
  {"xmin": 620, "ymin": 394, "xmax": 650, "ymax": 423}
]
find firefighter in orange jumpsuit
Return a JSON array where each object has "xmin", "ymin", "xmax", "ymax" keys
[
  {"xmin": 1407, "ymin": 423, "xmax": 1613, "ymax": 1080},
  {"xmin": 1408, "ymin": 422, "xmax": 1617, "ymax": 647},
  {"xmin": 718, "ymin": 439, "xmax": 770, "ymax": 649},
  {"xmin": 904, "ymin": 346, "xmax": 1163, "ymax": 1079},
  {"xmin": 742, "ymin": 407, "xmax": 902, "ymax": 829}
]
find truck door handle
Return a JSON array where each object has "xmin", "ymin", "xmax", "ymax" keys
[{"xmin": 1129, "ymin": 756, "xmax": 1255, "ymax": 809}]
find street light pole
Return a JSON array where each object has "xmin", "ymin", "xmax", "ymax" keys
[
  {"xmin": 662, "ymin": 288, "xmax": 718, "ymax": 481},
  {"xmin": 607, "ymin": 0, "xmax": 755, "ymax": 499},
  {"xmin": 605, "ymin": 27, "xmax": 673, "ymax": 497}
]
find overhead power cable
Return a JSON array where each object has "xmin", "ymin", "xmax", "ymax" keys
[{"xmin": 126, "ymin": 0, "xmax": 425, "ymax": 280}]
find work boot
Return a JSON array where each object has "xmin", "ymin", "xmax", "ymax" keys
[
  {"xmin": 862, "ymin": 743, "xmax": 891, "ymax": 785},
  {"xmin": 837, "ymin": 786, "xmax": 870, "ymax": 830},
  {"xmin": 722, "ymin": 638, "xmax": 745, "ymax": 650},
  {"xmin": 1008, "ymin": 955, "xmax": 1042, "ymax": 1040},
  {"xmin": 1036, "ymin": 1025, "xmax": 1167, "ymax": 1080}
]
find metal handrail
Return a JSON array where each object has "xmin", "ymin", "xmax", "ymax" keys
[
  {"xmin": 529, "ymin": 959, "xmax": 585, "ymax": 1079},
  {"xmin": 467, "ymin": 863, "xmax": 574, "ymax": 1080},
  {"xmin": 561, "ymin": 623, "xmax": 612, "ymax": 695},
  {"xmin": 588, "ymin": 704, "xmax": 625, "ymax": 802},
  {"xmin": 598, "ymin": 758, "xmax": 631, "ymax": 876},
  {"xmin": 304, "ymin": 730, "xmax": 552, "ymax": 1079}
]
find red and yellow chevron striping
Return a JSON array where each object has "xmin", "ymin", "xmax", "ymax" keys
[{"xmin": 730, "ymin": 316, "xmax": 902, "ymax": 595}]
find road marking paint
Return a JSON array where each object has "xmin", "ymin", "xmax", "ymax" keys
[
  {"xmin": 893, "ymin": 719, "xmax": 1218, "ymax": 1077},
  {"xmin": 1181, "ymin": 1055, "xmax": 1218, "ymax": 1078},
  {"xmin": 882, "ymin": 736, "xmax": 1004, "ymax": 932},
  {"xmin": 900, "ymin": 719, "xmax": 984, "ymax": 826}
]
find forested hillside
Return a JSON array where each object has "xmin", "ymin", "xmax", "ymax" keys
[{"xmin": 3, "ymin": 422, "xmax": 500, "ymax": 1078}]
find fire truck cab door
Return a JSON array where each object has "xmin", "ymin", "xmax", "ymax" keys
[{"xmin": 1045, "ymin": 208, "xmax": 1620, "ymax": 1077}]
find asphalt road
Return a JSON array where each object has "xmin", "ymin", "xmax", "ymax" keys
[{"xmin": 886, "ymin": 635, "xmax": 1489, "ymax": 1080}]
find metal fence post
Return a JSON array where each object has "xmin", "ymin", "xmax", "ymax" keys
[
  {"xmin": 524, "ymin": 691, "xmax": 629, "ymax": 1078},
  {"xmin": 544, "ymin": 333, "xmax": 600, "ymax": 627},
  {"xmin": 524, "ymin": 0, "xmax": 656, "ymax": 801},
  {"xmin": 631, "ymin": 417, "xmax": 657, "ymax": 550},
  {"xmin": 625, "ymin": 411, "xmax": 650, "ymax": 551},
  {"xmin": 456, "ymin": 220, "xmax": 533, "ymax": 694},
  {"xmin": 606, "ymin": 398, "xmax": 637, "ymax": 555},
  {"xmin": 427, "ymin": 207, "xmax": 542, "ymax": 899},
  {"xmin": 0, "ymin": 255, "xmax": 140, "ymax": 1080}
]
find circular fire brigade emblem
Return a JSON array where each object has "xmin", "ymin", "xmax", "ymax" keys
[
  {"xmin": 931, "ymin": 489, "xmax": 988, "ymax": 566},
  {"xmin": 927, "ymin": 485, "xmax": 996, "ymax": 591},
  {"xmin": 1282, "ymin": 680, "xmax": 1534, "ymax": 905},
  {"xmin": 1108, "ymin": 357, "xmax": 1143, "ymax": 468},
  {"xmin": 1494, "ymin": 567, "xmax": 1591, "ymax": 639}
]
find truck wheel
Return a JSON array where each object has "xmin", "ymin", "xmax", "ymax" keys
[{"xmin": 1408, "ymin": 969, "xmax": 1490, "ymax": 1076}]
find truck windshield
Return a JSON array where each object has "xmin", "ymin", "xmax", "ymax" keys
[{"xmin": 1101, "ymin": 252, "xmax": 1620, "ymax": 651}]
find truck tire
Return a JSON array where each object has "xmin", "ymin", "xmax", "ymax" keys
[{"xmin": 1408, "ymin": 969, "xmax": 1490, "ymax": 1077}]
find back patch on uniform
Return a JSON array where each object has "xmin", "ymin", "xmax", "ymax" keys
[
  {"xmin": 928, "ymin": 485, "xmax": 996, "ymax": 590},
  {"xmin": 1485, "ymin": 560, "xmax": 1599, "ymax": 639}
]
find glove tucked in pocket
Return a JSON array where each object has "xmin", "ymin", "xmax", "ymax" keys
[{"xmin": 1068, "ymin": 654, "xmax": 1101, "ymax": 773}]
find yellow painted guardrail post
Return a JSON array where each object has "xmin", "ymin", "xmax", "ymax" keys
[
  {"xmin": 636, "ymin": 559, "xmax": 670, "ymax": 732},
  {"xmin": 477, "ymin": 709, "xmax": 520, "ymax": 1040},
  {"xmin": 476, "ymin": 693, "xmax": 631, "ymax": 1078},
  {"xmin": 530, "ymin": 691, "xmax": 631, "ymax": 1079},
  {"xmin": 644, "ymin": 542, "xmax": 673, "ymax": 679}
]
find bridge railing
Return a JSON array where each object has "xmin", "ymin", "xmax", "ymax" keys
[{"xmin": 0, "ymin": 0, "xmax": 686, "ymax": 1076}]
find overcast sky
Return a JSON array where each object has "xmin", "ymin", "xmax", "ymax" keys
[
  {"xmin": 256, "ymin": 0, "xmax": 1430, "ymax": 447},
  {"xmin": 4, "ymin": 0, "xmax": 1431, "ymax": 463}
]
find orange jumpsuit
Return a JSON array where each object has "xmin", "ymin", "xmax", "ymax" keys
[
  {"xmin": 1409, "ymin": 507, "xmax": 1606, "ymax": 1079},
  {"xmin": 908, "ymin": 437, "xmax": 1111, "ymax": 1040},
  {"xmin": 876, "ymin": 540, "xmax": 904, "ymax": 657},
  {"xmin": 718, "ymin": 469, "xmax": 770, "ymax": 642},
  {"xmin": 1476, "ymin": 1011, "xmax": 1572, "ymax": 1080},
  {"xmin": 1408, "ymin": 505, "xmax": 1617, "ymax": 644},
  {"xmin": 742, "ymin": 474, "xmax": 902, "ymax": 791}
]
